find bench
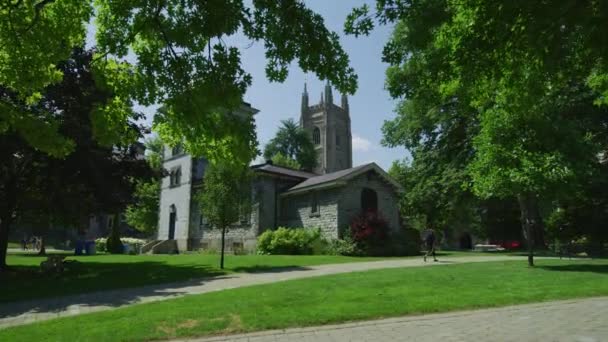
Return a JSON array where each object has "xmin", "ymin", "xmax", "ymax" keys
[{"xmin": 474, "ymin": 244, "xmax": 506, "ymax": 252}]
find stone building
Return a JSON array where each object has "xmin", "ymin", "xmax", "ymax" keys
[{"xmin": 153, "ymin": 85, "xmax": 402, "ymax": 253}]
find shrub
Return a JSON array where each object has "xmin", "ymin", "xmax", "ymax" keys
[
  {"xmin": 97, "ymin": 236, "xmax": 146, "ymax": 254},
  {"xmin": 122, "ymin": 237, "xmax": 147, "ymax": 254},
  {"xmin": 327, "ymin": 230, "xmax": 364, "ymax": 256},
  {"xmin": 349, "ymin": 211, "xmax": 390, "ymax": 255},
  {"xmin": 95, "ymin": 238, "xmax": 107, "ymax": 252},
  {"xmin": 257, "ymin": 227, "xmax": 323, "ymax": 255}
]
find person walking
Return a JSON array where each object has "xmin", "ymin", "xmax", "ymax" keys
[
  {"xmin": 423, "ymin": 227, "xmax": 438, "ymax": 262},
  {"xmin": 21, "ymin": 235, "xmax": 28, "ymax": 251}
]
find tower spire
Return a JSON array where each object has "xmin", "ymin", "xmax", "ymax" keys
[
  {"xmin": 324, "ymin": 80, "xmax": 333, "ymax": 105},
  {"xmin": 341, "ymin": 93, "xmax": 349, "ymax": 113},
  {"xmin": 301, "ymin": 82, "xmax": 309, "ymax": 118}
]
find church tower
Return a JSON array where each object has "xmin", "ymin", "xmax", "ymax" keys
[{"xmin": 300, "ymin": 81, "xmax": 352, "ymax": 174}]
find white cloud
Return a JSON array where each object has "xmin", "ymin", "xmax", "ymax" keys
[{"xmin": 352, "ymin": 134, "xmax": 373, "ymax": 152}]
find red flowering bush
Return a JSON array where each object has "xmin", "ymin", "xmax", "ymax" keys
[{"xmin": 349, "ymin": 210, "xmax": 389, "ymax": 254}]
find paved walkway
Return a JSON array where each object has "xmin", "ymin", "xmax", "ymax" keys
[
  {"xmin": 187, "ymin": 297, "xmax": 608, "ymax": 342},
  {"xmin": 0, "ymin": 255, "xmax": 540, "ymax": 329}
]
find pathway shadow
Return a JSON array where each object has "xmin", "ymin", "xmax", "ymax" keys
[
  {"xmin": 538, "ymin": 264, "xmax": 608, "ymax": 274},
  {"xmin": 0, "ymin": 260, "xmax": 232, "ymax": 320},
  {"xmin": 231, "ymin": 265, "xmax": 311, "ymax": 274}
]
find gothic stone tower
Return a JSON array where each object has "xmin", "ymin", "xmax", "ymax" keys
[{"xmin": 300, "ymin": 81, "xmax": 352, "ymax": 174}]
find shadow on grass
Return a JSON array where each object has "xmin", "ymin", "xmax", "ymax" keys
[
  {"xmin": 538, "ymin": 264, "xmax": 608, "ymax": 274},
  {"xmin": 0, "ymin": 260, "xmax": 230, "ymax": 320},
  {"xmin": 231, "ymin": 265, "xmax": 311, "ymax": 274}
]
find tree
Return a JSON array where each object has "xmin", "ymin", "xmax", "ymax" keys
[
  {"xmin": 347, "ymin": 0, "xmax": 608, "ymax": 266},
  {"xmin": 125, "ymin": 137, "xmax": 164, "ymax": 235},
  {"xmin": 0, "ymin": 48, "xmax": 152, "ymax": 269},
  {"xmin": 196, "ymin": 163, "xmax": 251, "ymax": 269},
  {"xmin": 270, "ymin": 152, "xmax": 301, "ymax": 170},
  {"xmin": 1, "ymin": 0, "xmax": 358, "ymax": 168},
  {"xmin": 263, "ymin": 119, "xmax": 317, "ymax": 171}
]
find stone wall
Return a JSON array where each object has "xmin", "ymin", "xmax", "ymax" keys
[
  {"xmin": 187, "ymin": 192, "xmax": 260, "ymax": 253},
  {"xmin": 337, "ymin": 172, "xmax": 401, "ymax": 234},
  {"xmin": 280, "ymin": 188, "xmax": 341, "ymax": 239}
]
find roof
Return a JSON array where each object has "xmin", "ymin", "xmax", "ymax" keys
[
  {"xmin": 251, "ymin": 163, "xmax": 318, "ymax": 180},
  {"xmin": 282, "ymin": 162, "xmax": 403, "ymax": 195}
]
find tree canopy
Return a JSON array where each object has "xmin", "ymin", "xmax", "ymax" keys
[
  {"xmin": 263, "ymin": 118, "xmax": 317, "ymax": 171},
  {"xmin": 0, "ymin": 48, "xmax": 152, "ymax": 269},
  {"xmin": 1, "ymin": 0, "xmax": 358, "ymax": 167},
  {"xmin": 349, "ymin": 0, "xmax": 608, "ymax": 264}
]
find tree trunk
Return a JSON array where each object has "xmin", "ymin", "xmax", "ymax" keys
[
  {"xmin": 37, "ymin": 236, "xmax": 46, "ymax": 256},
  {"xmin": 517, "ymin": 194, "xmax": 536, "ymax": 267},
  {"xmin": 220, "ymin": 226, "xmax": 226, "ymax": 269},
  {"xmin": 0, "ymin": 216, "xmax": 10, "ymax": 271}
]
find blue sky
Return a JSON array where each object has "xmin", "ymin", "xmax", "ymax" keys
[
  {"xmin": 88, "ymin": 1, "xmax": 409, "ymax": 169},
  {"xmin": 241, "ymin": 0, "xmax": 409, "ymax": 169}
]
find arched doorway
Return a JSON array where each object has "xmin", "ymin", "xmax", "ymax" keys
[
  {"xmin": 459, "ymin": 232, "xmax": 472, "ymax": 249},
  {"xmin": 361, "ymin": 188, "xmax": 378, "ymax": 212},
  {"xmin": 168, "ymin": 205, "xmax": 177, "ymax": 240}
]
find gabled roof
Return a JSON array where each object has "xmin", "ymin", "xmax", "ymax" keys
[
  {"xmin": 251, "ymin": 163, "xmax": 318, "ymax": 180},
  {"xmin": 282, "ymin": 162, "xmax": 403, "ymax": 196}
]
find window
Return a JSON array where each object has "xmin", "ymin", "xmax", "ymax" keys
[
  {"xmin": 313, "ymin": 127, "xmax": 321, "ymax": 145},
  {"xmin": 361, "ymin": 188, "xmax": 378, "ymax": 212},
  {"xmin": 336, "ymin": 134, "xmax": 341, "ymax": 146},
  {"xmin": 171, "ymin": 144, "xmax": 183, "ymax": 156},
  {"xmin": 170, "ymin": 167, "xmax": 182, "ymax": 187},
  {"xmin": 310, "ymin": 192, "xmax": 319, "ymax": 215}
]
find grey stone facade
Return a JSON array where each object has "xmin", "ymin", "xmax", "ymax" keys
[
  {"xmin": 280, "ymin": 165, "xmax": 402, "ymax": 240},
  {"xmin": 157, "ymin": 98, "xmax": 403, "ymax": 254}
]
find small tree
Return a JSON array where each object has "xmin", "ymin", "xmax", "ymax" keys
[
  {"xmin": 263, "ymin": 119, "xmax": 317, "ymax": 171},
  {"xmin": 197, "ymin": 163, "xmax": 251, "ymax": 269},
  {"xmin": 125, "ymin": 137, "xmax": 165, "ymax": 235}
]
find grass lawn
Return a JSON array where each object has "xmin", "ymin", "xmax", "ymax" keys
[
  {"xmin": 1, "ymin": 252, "xmax": 429, "ymax": 303},
  {"xmin": 1, "ymin": 259, "xmax": 607, "ymax": 342}
]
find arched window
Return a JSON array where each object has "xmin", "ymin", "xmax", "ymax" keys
[
  {"xmin": 361, "ymin": 188, "xmax": 378, "ymax": 212},
  {"xmin": 170, "ymin": 166, "xmax": 182, "ymax": 187},
  {"xmin": 313, "ymin": 127, "xmax": 321, "ymax": 145}
]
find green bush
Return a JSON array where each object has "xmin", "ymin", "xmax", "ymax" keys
[
  {"xmin": 327, "ymin": 230, "xmax": 364, "ymax": 256},
  {"xmin": 257, "ymin": 227, "xmax": 323, "ymax": 255},
  {"xmin": 95, "ymin": 238, "xmax": 107, "ymax": 253}
]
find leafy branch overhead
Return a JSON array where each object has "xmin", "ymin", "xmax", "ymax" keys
[{"xmin": 0, "ymin": 0, "xmax": 358, "ymax": 166}]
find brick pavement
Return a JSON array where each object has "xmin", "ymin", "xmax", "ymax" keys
[
  {"xmin": 0, "ymin": 255, "xmax": 543, "ymax": 329},
  {"xmin": 187, "ymin": 297, "xmax": 608, "ymax": 342}
]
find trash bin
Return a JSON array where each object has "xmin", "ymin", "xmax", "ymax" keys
[{"xmin": 85, "ymin": 241, "xmax": 96, "ymax": 255}]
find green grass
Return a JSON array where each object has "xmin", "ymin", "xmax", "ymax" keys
[
  {"xmin": 1, "ymin": 259, "xmax": 607, "ymax": 342},
  {"xmin": 1, "ymin": 252, "xmax": 416, "ymax": 303}
]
